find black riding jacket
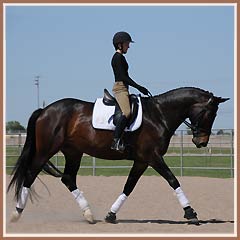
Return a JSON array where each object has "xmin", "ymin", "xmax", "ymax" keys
[{"xmin": 111, "ymin": 52, "xmax": 141, "ymax": 90}]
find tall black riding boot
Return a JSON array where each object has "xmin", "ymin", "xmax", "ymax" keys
[{"xmin": 111, "ymin": 115, "xmax": 128, "ymax": 152}]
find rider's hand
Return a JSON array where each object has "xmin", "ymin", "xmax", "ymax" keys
[{"xmin": 139, "ymin": 86, "xmax": 149, "ymax": 95}]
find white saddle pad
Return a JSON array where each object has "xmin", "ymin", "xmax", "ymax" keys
[{"xmin": 92, "ymin": 97, "xmax": 142, "ymax": 131}]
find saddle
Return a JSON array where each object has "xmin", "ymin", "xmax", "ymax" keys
[{"xmin": 102, "ymin": 89, "xmax": 139, "ymax": 127}]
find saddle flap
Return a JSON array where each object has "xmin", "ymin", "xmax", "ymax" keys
[{"xmin": 92, "ymin": 97, "xmax": 143, "ymax": 132}]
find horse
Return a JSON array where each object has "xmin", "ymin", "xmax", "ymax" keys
[{"xmin": 7, "ymin": 87, "xmax": 229, "ymax": 225}]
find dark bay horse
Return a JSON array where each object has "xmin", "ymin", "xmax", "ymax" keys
[{"xmin": 8, "ymin": 87, "xmax": 228, "ymax": 224}]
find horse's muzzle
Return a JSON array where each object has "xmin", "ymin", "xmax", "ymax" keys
[{"xmin": 192, "ymin": 135, "xmax": 209, "ymax": 148}]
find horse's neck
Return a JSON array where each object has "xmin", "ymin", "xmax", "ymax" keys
[{"xmin": 154, "ymin": 94, "xmax": 196, "ymax": 132}]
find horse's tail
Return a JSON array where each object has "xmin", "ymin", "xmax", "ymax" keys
[
  {"xmin": 7, "ymin": 108, "xmax": 43, "ymax": 200},
  {"xmin": 42, "ymin": 161, "xmax": 63, "ymax": 178}
]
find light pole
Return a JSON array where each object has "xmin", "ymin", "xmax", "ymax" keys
[{"xmin": 34, "ymin": 75, "xmax": 40, "ymax": 108}]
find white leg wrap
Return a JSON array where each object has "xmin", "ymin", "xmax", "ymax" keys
[
  {"xmin": 175, "ymin": 187, "xmax": 190, "ymax": 208},
  {"xmin": 110, "ymin": 193, "xmax": 128, "ymax": 214},
  {"xmin": 72, "ymin": 189, "xmax": 89, "ymax": 211},
  {"xmin": 16, "ymin": 187, "xmax": 29, "ymax": 210}
]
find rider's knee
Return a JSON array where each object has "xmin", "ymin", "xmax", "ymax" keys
[{"xmin": 123, "ymin": 108, "xmax": 131, "ymax": 119}]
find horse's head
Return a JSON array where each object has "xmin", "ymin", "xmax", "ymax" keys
[{"xmin": 187, "ymin": 96, "xmax": 229, "ymax": 148}]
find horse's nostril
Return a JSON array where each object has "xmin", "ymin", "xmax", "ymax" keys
[{"xmin": 199, "ymin": 142, "xmax": 208, "ymax": 148}]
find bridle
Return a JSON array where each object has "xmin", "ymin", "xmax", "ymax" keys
[
  {"xmin": 183, "ymin": 97, "xmax": 215, "ymax": 137},
  {"xmin": 183, "ymin": 112, "xmax": 209, "ymax": 137}
]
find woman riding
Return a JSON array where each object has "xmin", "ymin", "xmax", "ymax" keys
[{"xmin": 111, "ymin": 31, "xmax": 150, "ymax": 152}]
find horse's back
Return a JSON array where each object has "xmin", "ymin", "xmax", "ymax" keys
[
  {"xmin": 42, "ymin": 98, "xmax": 93, "ymax": 116},
  {"xmin": 45, "ymin": 98, "xmax": 93, "ymax": 109},
  {"xmin": 34, "ymin": 98, "xmax": 94, "ymax": 152}
]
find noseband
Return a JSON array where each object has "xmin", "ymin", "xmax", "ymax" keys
[{"xmin": 183, "ymin": 97, "xmax": 214, "ymax": 137}]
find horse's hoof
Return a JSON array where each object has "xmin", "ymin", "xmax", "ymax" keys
[
  {"xmin": 105, "ymin": 211, "xmax": 117, "ymax": 224},
  {"xmin": 184, "ymin": 206, "xmax": 199, "ymax": 225},
  {"xmin": 10, "ymin": 210, "xmax": 22, "ymax": 222},
  {"xmin": 83, "ymin": 208, "xmax": 95, "ymax": 224},
  {"xmin": 188, "ymin": 218, "xmax": 200, "ymax": 225},
  {"xmin": 184, "ymin": 206, "xmax": 197, "ymax": 219}
]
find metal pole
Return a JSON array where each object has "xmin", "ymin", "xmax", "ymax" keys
[
  {"xmin": 34, "ymin": 76, "xmax": 40, "ymax": 108},
  {"xmin": 180, "ymin": 130, "xmax": 183, "ymax": 176},
  {"xmin": 93, "ymin": 157, "xmax": 96, "ymax": 176},
  {"xmin": 18, "ymin": 133, "xmax": 21, "ymax": 154},
  {"xmin": 56, "ymin": 153, "xmax": 59, "ymax": 169},
  {"xmin": 230, "ymin": 129, "xmax": 234, "ymax": 178}
]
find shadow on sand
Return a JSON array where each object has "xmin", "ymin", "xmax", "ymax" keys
[{"xmin": 116, "ymin": 219, "xmax": 234, "ymax": 226}]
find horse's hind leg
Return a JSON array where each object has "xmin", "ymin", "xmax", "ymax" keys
[
  {"xmin": 10, "ymin": 154, "xmax": 49, "ymax": 222},
  {"xmin": 61, "ymin": 151, "xmax": 94, "ymax": 223},
  {"xmin": 149, "ymin": 156, "xmax": 199, "ymax": 224}
]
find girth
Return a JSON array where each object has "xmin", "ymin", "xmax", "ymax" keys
[{"xmin": 102, "ymin": 89, "xmax": 139, "ymax": 127}]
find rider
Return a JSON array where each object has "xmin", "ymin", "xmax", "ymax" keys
[{"xmin": 111, "ymin": 31, "xmax": 150, "ymax": 152}]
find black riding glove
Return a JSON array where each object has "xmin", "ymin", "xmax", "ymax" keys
[{"xmin": 138, "ymin": 86, "xmax": 149, "ymax": 95}]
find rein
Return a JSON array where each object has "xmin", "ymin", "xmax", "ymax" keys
[
  {"xmin": 183, "ymin": 109, "xmax": 207, "ymax": 134},
  {"xmin": 183, "ymin": 120, "xmax": 196, "ymax": 131}
]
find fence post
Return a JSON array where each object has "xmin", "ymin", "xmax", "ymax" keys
[
  {"xmin": 56, "ymin": 152, "xmax": 59, "ymax": 169},
  {"xmin": 180, "ymin": 130, "xmax": 183, "ymax": 177},
  {"xmin": 18, "ymin": 133, "xmax": 22, "ymax": 154},
  {"xmin": 92, "ymin": 157, "xmax": 96, "ymax": 176},
  {"xmin": 230, "ymin": 129, "xmax": 234, "ymax": 178}
]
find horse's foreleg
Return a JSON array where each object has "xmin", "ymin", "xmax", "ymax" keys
[
  {"xmin": 105, "ymin": 161, "xmax": 148, "ymax": 223},
  {"xmin": 149, "ymin": 156, "xmax": 199, "ymax": 224},
  {"xmin": 61, "ymin": 152, "xmax": 94, "ymax": 224}
]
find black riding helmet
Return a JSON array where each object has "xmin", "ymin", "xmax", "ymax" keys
[{"xmin": 113, "ymin": 31, "xmax": 134, "ymax": 50}]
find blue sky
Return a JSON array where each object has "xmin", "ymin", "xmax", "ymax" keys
[{"xmin": 5, "ymin": 4, "xmax": 235, "ymax": 129}]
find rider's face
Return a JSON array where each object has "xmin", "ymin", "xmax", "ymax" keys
[
  {"xmin": 118, "ymin": 41, "xmax": 130, "ymax": 54},
  {"xmin": 122, "ymin": 41, "xmax": 130, "ymax": 54}
]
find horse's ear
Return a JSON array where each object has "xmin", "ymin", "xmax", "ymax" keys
[{"xmin": 215, "ymin": 97, "xmax": 230, "ymax": 103}]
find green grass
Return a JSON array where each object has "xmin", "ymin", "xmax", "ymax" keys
[{"xmin": 5, "ymin": 146, "xmax": 234, "ymax": 178}]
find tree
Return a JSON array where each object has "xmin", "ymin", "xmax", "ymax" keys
[
  {"xmin": 6, "ymin": 121, "xmax": 25, "ymax": 132},
  {"xmin": 216, "ymin": 129, "xmax": 224, "ymax": 135}
]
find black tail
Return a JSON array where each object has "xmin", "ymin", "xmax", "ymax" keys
[
  {"xmin": 7, "ymin": 108, "xmax": 43, "ymax": 200},
  {"xmin": 42, "ymin": 161, "xmax": 63, "ymax": 178}
]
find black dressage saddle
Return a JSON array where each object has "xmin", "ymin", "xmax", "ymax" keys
[{"xmin": 102, "ymin": 89, "xmax": 139, "ymax": 128}]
